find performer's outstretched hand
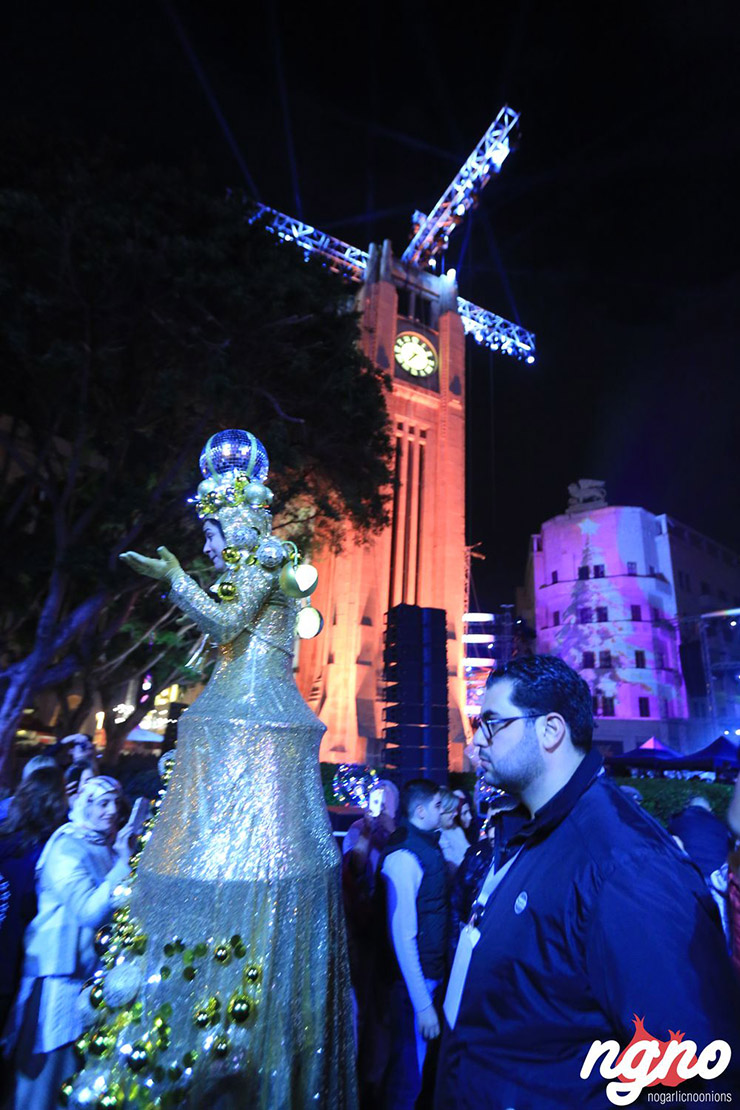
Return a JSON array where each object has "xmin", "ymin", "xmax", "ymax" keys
[{"xmin": 119, "ymin": 546, "xmax": 181, "ymax": 581}]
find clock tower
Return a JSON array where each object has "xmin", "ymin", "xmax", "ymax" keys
[
  {"xmin": 257, "ymin": 107, "xmax": 534, "ymax": 771},
  {"xmin": 295, "ymin": 240, "xmax": 469, "ymax": 768}
]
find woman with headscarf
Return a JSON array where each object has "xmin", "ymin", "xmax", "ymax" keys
[{"xmin": 6, "ymin": 776, "xmax": 134, "ymax": 1110}]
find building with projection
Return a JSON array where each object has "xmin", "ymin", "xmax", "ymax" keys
[{"xmin": 519, "ymin": 483, "xmax": 740, "ymax": 753}]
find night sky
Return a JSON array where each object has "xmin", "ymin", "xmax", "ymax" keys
[{"xmin": 4, "ymin": 0, "xmax": 740, "ymax": 602}]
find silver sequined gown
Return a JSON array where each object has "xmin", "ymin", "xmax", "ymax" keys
[{"xmin": 129, "ymin": 564, "xmax": 357, "ymax": 1108}]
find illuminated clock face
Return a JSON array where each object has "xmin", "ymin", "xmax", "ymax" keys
[{"xmin": 394, "ymin": 332, "xmax": 438, "ymax": 377}]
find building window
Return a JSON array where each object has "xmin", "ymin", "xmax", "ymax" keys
[
  {"xmin": 648, "ymin": 564, "xmax": 656, "ymax": 576},
  {"xmin": 635, "ymin": 650, "xmax": 646, "ymax": 668},
  {"xmin": 639, "ymin": 696, "xmax": 650, "ymax": 718},
  {"xmin": 552, "ymin": 610, "xmax": 560, "ymax": 626},
  {"xmin": 631, "ymin": 605, "xmax": 642, "ymax": 621},
  {"xmin": 551, "ymin": 570, "xmax": 558, "ymax": 584},
  {"xmin": 592, "ymin": 696, "xmax": 599, "ymax": 715},
  {"xmin": 582, "ymin": 651, "xmax": 595, "ymax": 669},
  {"xmin": 602, "ymin": 697, "xmax": 615, "ymax": 716},
  {"xmin": 596, "ymin": 606, "xmax": 608, "ymax": 622},
  {"xmin": 627, "ymin": 561, "xmax": 637, "ymax": 575},
  {"xmin": 656, "ymin": 650, "xmax": 665, "ymax": 670},
  {"xmin": 594, "ymin": 564, "xmax": 605, "ymax": 578},
  {"xmin": 651, "ymin": 606, "xmax": 660, "ymax": 622},
  {"xmin": 599, "ymin": 650, "xmax": 612, "ymax": 668},
  {"xmin": 579, "ymin": 607, "xmax": 592, "ymax": 623},
  {"xmin": 578, "ymin": 566, "xmax": 590, "ymax": 580}
]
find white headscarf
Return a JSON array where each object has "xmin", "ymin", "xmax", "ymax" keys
[
  {"xmin": 69, "ymin": 775, "xmax": 121, "ymax": 836},
  {"xmin": 37, "ymin": 776, "xmax": 122, "ymax": 871}
]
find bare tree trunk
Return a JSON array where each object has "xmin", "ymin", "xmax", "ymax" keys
[
  {"xmin": 0, "ymin": 582, "xmax": 104, "ymax": 785},
  {"xmin": 0, "ymin": 670, "xmax": 34, "ymax": 787}
]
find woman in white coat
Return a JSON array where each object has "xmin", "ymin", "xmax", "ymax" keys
[{"xmin": 8, "ymin": 776, "xmax": 134, "ymax": 1110}]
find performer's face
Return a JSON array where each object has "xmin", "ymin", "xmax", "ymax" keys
[{"xmin": 203, "ymin": 520, "xmax": 226, "ymax": 570}]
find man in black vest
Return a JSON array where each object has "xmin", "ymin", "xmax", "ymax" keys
[{"xmin": 380, "ymin": 778, "xmax": 448, "ymax": 1110}]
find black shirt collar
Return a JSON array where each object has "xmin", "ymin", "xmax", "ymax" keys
[{"xmin": 506, "ymin": 747, "xmax": 603, "ymax": 851}]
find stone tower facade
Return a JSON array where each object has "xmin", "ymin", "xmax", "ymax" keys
[{"xmin": 296, "ymin": 240, "xmax": 469, "ymax": 769}]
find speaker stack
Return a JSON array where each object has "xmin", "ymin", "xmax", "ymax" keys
[{"xmin": 383, "ymin": 604, "xmax": 449, "ymax": 785}]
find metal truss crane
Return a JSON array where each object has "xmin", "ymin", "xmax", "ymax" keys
[
  {"xmin": 401, "ymin": 105, "xmax": 519, "ymax": 268},
  {"xmin": 252, "ymin": 205, "xmax": 369, "ymax": 283},
  {"xmin": 252, "ymin": 107, "xmax": 535, "ymax": 362}
]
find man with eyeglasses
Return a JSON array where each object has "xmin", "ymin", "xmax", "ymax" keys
[{"xmin": 434, "ymin": 654, "xmax": 740, "ymax": 1108}]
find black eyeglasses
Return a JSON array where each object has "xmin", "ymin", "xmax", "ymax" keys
[{"xmin": 477, "ymin": 714, "xmax": 541, "ymax": 742}]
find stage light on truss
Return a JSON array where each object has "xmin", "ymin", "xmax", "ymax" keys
[{"xmin": 488, "ymin": 141, "xmax": 511, "ymax": 171}]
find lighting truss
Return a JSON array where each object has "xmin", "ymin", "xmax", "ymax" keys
[
  {"xmin": 253, "ymin": 204, "xmax": 368, "ymax": 282},
  {"xmin": 401, "ymin": 106, "xmax": 520, "ymax": 268},
  {"xmin": 457, "ymin": 297, "xmax": 535, "ymax": 361},
  {"xmin": 252, "ymin": 126, "xmax": 536, "ymax": 363}
]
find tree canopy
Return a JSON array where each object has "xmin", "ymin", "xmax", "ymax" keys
[{"xmin": 0, "ymin": 134, "xmax": 392, "ymax": 777}]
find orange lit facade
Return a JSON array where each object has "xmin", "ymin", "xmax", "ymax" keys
[{"xmin": 296, "ymin": 241, "xmax": 469, "ymax": 769}]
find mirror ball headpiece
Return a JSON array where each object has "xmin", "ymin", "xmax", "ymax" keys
[{"xmin": 188, "ymin": 430, "xmax": 322, "ymax": 634}]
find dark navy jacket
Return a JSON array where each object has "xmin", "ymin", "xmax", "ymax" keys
[
  {"xmin": 668, "ymin": 803, "xmax": 733, "ymax": 881},
  {"xmin": 435, "ymin": 751, "xmax": 740, "ymax": 1109}
]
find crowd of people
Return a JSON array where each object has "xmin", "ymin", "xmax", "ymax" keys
[
  {"xmin": 2, "ymin": 654, "xmax": 740, "ymax": 1107},
  {"xmin": 342, "ymin": 656, "xmax": 740, "ymax": 1108}
]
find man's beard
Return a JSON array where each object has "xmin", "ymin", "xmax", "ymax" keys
[{"xmin": 480, "ymin": 728, "xmax": 544, "ymax": 795}]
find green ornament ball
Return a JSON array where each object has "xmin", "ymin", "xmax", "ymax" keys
[
  {"xmin": 228, "ymin": 995, "xmax": 251, "ymax": 1024},
  {"xmin": 90, "ymin": 983, "xmax": 106, "ymax": 1009},
  {"xmin": 211, "ymin": 1034, "xmax": 231, "ymax": 1059},
  {"xmin": 89, "ymin": 1029, "xmax": 115, "ymax": 1057},
  {"xmin": 59, "ymin": 1078, "xmax": 76, "ymax": 1106},
  {"xmin": 94, "ymin": 926, "xmax": 113, "ymax": 956},
  {"xmin": 95, "ymin": 1083, "xmax": 125, "ymax": 1109},
  {"xmin": 127, "ymin": 1041, "xmax": 150, "ymax": 1073}
]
